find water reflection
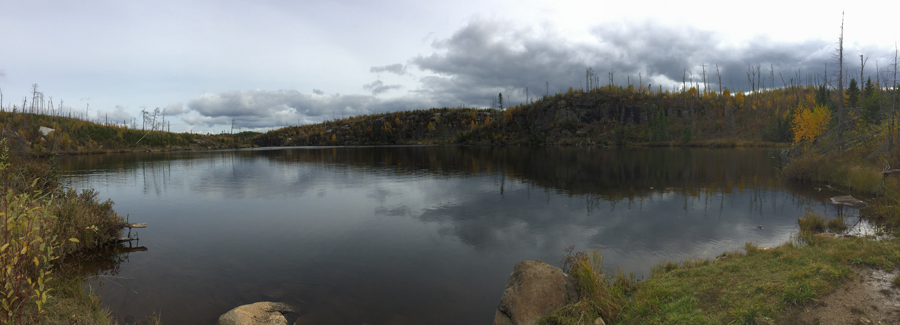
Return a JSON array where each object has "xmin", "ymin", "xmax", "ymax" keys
[{"xmin": 56, "ymin": 146, "xmax": 859, "ymax": 324}]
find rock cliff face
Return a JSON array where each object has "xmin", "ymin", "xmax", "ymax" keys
[{"xmin": 493, "ymin": 260, "xmax": 579, "ymax": 325}]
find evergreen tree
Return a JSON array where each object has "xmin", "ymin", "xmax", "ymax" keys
[
  {"xmin": 848, "ymin": 78, "xmax": 860, "ymax": 107},
  {"xmin": 864, "ymin": 76, "xmax": 875, "ymax": 99},
  {"xmin": 815, "ymin": 85, "xmax": 830, "ymax": 107}
]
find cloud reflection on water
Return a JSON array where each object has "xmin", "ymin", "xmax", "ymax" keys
[{"xmin": 57, "ymin": 146, "xmax": 853, "ymax": 324}]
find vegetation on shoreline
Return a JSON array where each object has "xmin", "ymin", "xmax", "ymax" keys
[
  {"xmin": 0, "ymin": 134, "xmax": 124, "ymax": 323},
  {"xmin": 541, "ymin": 211, "xmax": 900, "ymax": 324}
]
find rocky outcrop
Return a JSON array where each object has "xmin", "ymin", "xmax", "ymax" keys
[
  {"xmin": 39, "ymin": 126, "xmax": 54, "ymax": 136},
  {"xmin": 493, "ymin": 260, "xmax": 579, "ymax": 325},
  {"xmin": 218, "ymin": 301, "xmax": 295, "ymax": 325}
]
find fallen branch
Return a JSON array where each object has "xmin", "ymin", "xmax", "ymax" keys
[{"xmin": 118, "ymin": 222, "xmax": 147, "ymax": 228}]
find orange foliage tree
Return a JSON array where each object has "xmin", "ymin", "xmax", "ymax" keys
[{"xmin": 791, "ymin": 104, "xmax": 831, "ymax": 146}]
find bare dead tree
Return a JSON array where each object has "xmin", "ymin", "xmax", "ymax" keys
[
  {"xmin": 701, "ymin": 64, "xmax": 707, "ymax": 94},
  {"xmin": 892, "ymin": 44, "xmax": 898, "ymax": 150},
  {"xmin": 836, "ymin": 11, "xmax": 845, "ymax": 150},
  {"xmin": 683, "ymin": 68, "xmax": 687, "ymax": 107},
  {"xmin": 860, "ymin": 54, "xmax": 868, "ymax": 103},
  {"xmin": 747, "ymin": 67, "xmax": 753, "ymax": 95},
  {"xmin": 610, "ymin": 70, "xmax": 615, "ymax": 92},
  {"xmin": 30, "ymin": 84, "xmax": 38, "ymax": 113}
]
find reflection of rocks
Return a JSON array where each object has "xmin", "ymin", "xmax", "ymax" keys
[
  {"xmin": 493, "ymin": 260, "xmax": 578, "ymax": 325},
  {"xmin": 218, "ymin": 302, "xmax": 295, "ymax": 325}
]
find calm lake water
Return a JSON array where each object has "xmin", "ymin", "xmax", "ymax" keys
[{"xmin": 57, "ymin": 146, "xmax": 854, "ymax": 324}]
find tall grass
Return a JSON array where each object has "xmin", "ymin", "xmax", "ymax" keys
[
  {"xmin": 783, "ymin": 149, "xmax": 884, "ymax": 194},
  {"xmin": 797, "ymin": 210, "xmax": 826, "ymax": 233},
  {"xmin": 540, "ymin": 247, "xmax": 638, "ymax": 324}
]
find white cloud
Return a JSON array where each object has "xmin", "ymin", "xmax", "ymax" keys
[{"xmin": 96, "ymin": 105, "xmax": 135, "ymax": 124}]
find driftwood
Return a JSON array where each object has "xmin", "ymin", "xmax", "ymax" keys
[{"xmin": 879, "ymin": 165, "xmax": 900, "ymax": 194}]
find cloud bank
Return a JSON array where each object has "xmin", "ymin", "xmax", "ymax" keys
[
  {"xmin": 183, "ymin": 19, "xmax": 891, "ymax": 129},
  {"xmin": 185, "ymin": 89, "xmax": 436, "ymax": 129}
]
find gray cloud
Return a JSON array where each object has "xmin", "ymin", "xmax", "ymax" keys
[
  {"xmin": 185, "ymin": 89, "xmax": 435, "ymax": 129},
  {"xmin": 410, "ymin": 19, "xmax": 886, "ymax": 107},
  {"xmin": 312, "ymin": 89, "xmax": 324, "ymax": 95},
  {"xmin": 0, "ymin": 69, "xmax": 6, "ymax": 78},
  {"xmin": 370, "ymin": 63, "xmax": 407, "ymax": 75},
  {"xmin": 363, "ymin": 80, "xmax": 402, "ymax": 95},
  {"xmin": 162, "ymin": 102, "xmax": 188, "ymax": 116}
]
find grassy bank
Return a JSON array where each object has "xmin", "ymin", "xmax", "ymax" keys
[{"xmin": 541, "ymin": 212, "xmax": 900, "ymax": 324}]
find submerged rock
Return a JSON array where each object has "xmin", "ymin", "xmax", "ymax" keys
[
  {"xmin": 218, "ymin": 301, "xmax": 295, "ymax": 325},
  {"xmin": 830, "ymin": 195, "xmax": 867, "ymax": 207},
  {"xmin": 493, "ymin": 260, "xmax": 578, "ymax": 325}
]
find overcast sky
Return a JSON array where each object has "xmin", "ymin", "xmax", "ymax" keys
[{"xmin": 2, "ymin": 0, "xmax": 898, "ymax": 132}]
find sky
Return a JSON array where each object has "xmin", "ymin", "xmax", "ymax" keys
[{"xmin": 1, "ymin": 0, "xmax": 899, "ymax": 133}]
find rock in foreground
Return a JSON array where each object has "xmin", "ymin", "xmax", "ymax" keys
[
  {"xmin": 218, "ymin": 301, "xmax": 295, "ymax": 325},
  {"xmin": 493, "ymin": 260, "xmax": 579, "ymax": 325}
]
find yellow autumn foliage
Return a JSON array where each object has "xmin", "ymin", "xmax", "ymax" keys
[{"xmin": 791, "ymin": 104, "xmax": 831, "ymax": 146}]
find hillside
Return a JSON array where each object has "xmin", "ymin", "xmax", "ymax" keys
[
  {"xmin": 253, "ymin": 83, "xmax": 854, "ymax": 147},
  {"xmin": 0, "ymin": 111, "xmax": 256, "ymax": 155}
]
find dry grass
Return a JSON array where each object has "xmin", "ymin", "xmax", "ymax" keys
[
  {"xmin": 783, "ymin": 150, "xmax": 883, "ymax": 194},
  {"xmin": 826, "ymin": 216, "xmax": 848, "ymax": 233}
]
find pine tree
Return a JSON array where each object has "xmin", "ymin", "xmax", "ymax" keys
[
  {"xmin": 864, "ymin": 76, "xmax": 875, "ymax": 99},
  {"xmin": 848, "ymin": 78, "xmax": 860, "ymax": 108}
]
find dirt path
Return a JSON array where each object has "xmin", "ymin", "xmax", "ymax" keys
[{"xmin": 777, "ymin": 268, "xmax": 900, "ymax": 324}]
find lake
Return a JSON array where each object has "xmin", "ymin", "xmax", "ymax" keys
[{"xmin": 56, "ymin": 146, "xmax": 853, "ymax": 324}]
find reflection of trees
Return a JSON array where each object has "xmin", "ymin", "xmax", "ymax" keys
[
  {"xmin": 259, "ymin": 146, "xmax": 788, "ymax": 201},
  {"xmin": 57, "ymin": 244, "xmax": 144, "ymax": 279},
  {"xmin": 58, "ymin": 147, "xmax": 795, "ymax": 203}
]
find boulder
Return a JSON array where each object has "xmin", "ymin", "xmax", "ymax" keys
[
  {"xmin": 493, "ymin": 260, "xmax": 579, "ymax": 325},
  {"xmin": 218, "ymin": 301, "xmax": 295, "ymax": 325},
  {"xmin": 39, "ymin": 126, "xmax": 54, "ymax": 136}
]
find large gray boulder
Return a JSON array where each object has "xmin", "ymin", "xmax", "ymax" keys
[
  {"xmin": 218, "ymin": 301, "xmax": 295, "ymax": 325},
  {"xmin": 493, "ymin": 260, "xmax": 579, "ymax": 325}
]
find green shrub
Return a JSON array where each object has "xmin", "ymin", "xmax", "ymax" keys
[
  {"xmin": 798, "ymin": 211, "xmax": 826, "ymax": 233},
  {"xmin": 827, "ymin": 216, "xmax": 848, "ymax": 233}
]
